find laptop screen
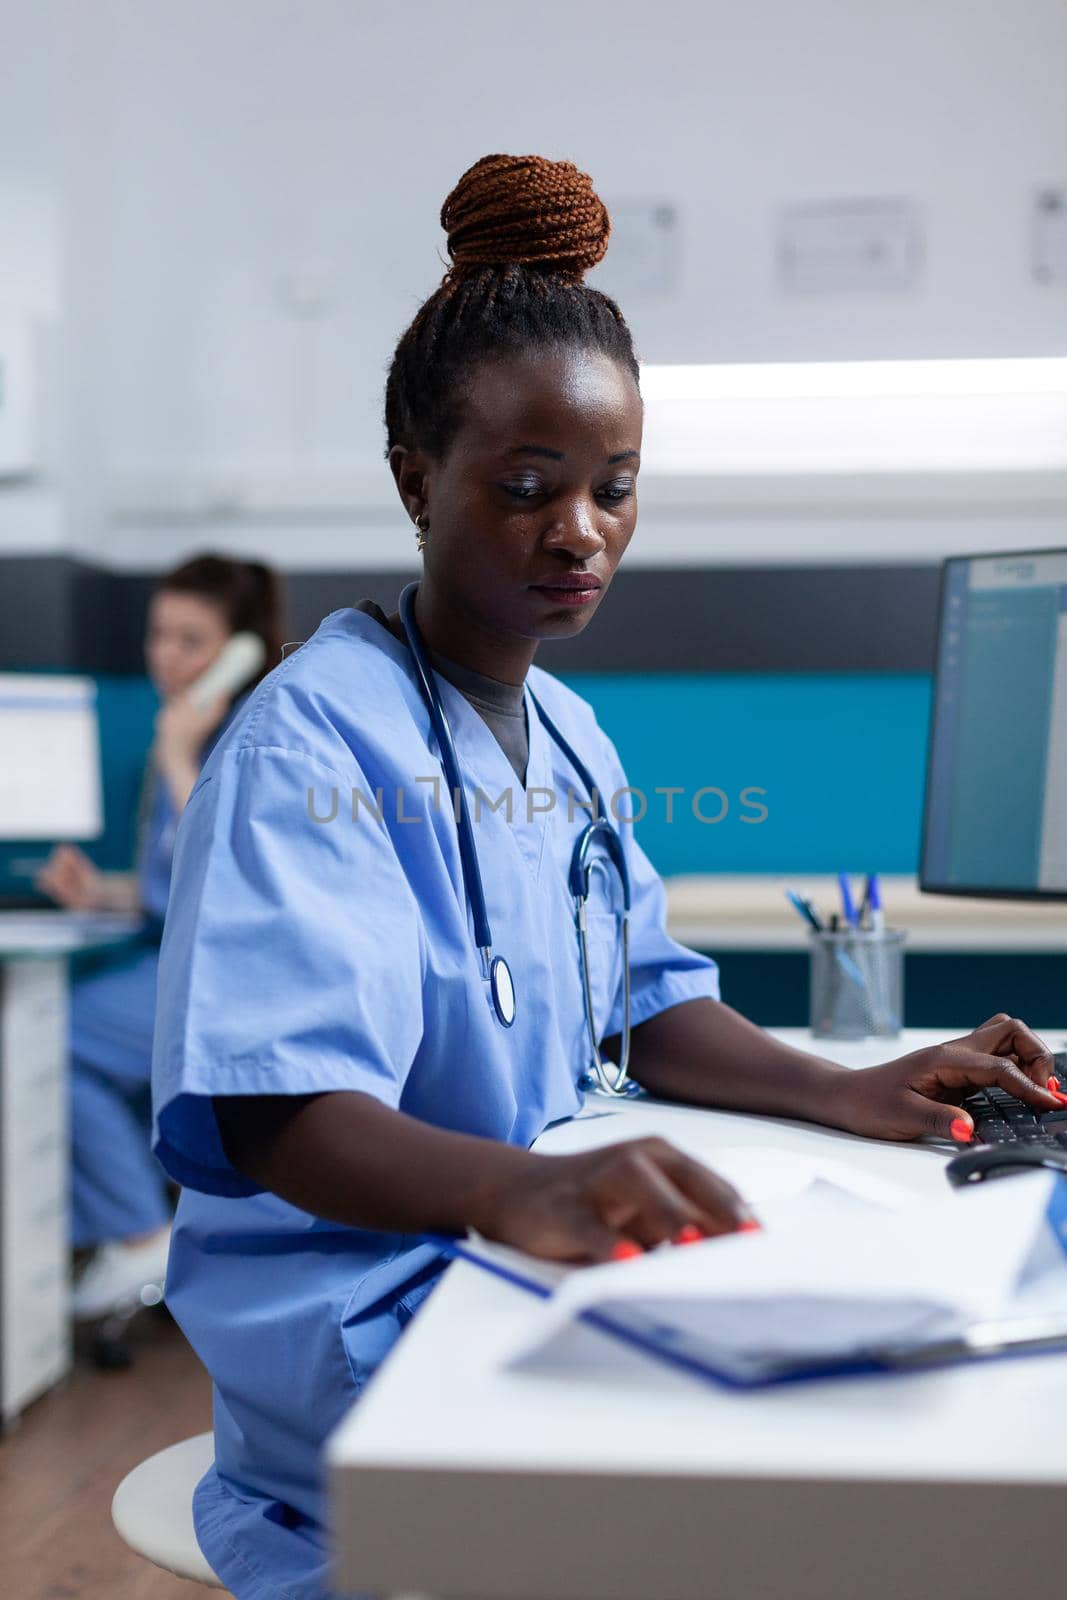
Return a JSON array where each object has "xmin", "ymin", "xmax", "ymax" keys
[{"xmin": 0, "ymin": 674, "xmax": 104, "ymax": 903}]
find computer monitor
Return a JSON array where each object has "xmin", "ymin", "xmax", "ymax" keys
[
  {"xmin": 0, "ymin": 675, "xmax": 103, "ymax": 902},
  {"xmin": 921, "ymin": 548, "xmax": 1067, "ymax": 900}
]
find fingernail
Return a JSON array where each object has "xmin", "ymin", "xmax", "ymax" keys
[
  {"xmin": 1047, "ymin": 1077, "xmax": 1067, "ymax": 1103},
  {"xmin": 738, "ymin": 1219, "xmax": 762, "ymax": 1233},
  {"xmin": 949, "ymin": 1117, "xmax": 973, "ymax": 1143},
  {"xmin": 611, "ymin": 1241, "xmax": 642, "ymax": 1261},
  {"xmin": 673, "ymin": 1224, "xmax": 704, "ymax": 1245}
]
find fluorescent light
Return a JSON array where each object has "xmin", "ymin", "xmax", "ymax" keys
[
  {"xmin": 638, "ymin": 357, "xmax": 1067, "ymax": 474},
  {"xmin": 640, "ymin": 357, "xmax": 1067, "ymax": 399}
]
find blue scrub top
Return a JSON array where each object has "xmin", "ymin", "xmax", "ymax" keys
[
  {"xmin": 152, "ymin": 607, "xmax": 720, "ymax": 1600},
  {"xmin": 136, "ymin": 772, "xmax": 178, "ymax": 925}
]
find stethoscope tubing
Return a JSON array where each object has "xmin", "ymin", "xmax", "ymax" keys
[
  {"xmin": 398, "ymin": 581, "xmax": 634, "ymax": 1093},
  {"xmin": 399, "ymin": 583, "xmax": 496, "ymax": 957}
]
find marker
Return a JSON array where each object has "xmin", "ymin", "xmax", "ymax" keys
[
  {"xmin": 837, "ymin": 872, "xmax": 860, "ymax": 929},
  {"xmin": 866, "ymin": 873, "xmax": 885, "ymax": 934}
]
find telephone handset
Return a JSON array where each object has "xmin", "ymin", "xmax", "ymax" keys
[{"xmin": 186, "ymin": 632, "xmax": 267, "ymax": 710}]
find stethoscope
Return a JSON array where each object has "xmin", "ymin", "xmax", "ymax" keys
[{"xmin": 399, "ymin": 582, "xmax": 635, "ymax": 1097}]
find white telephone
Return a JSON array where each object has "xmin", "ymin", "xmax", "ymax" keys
[{"xmin": 186, "ymin": 631, "xmax": 267, "ymax": 709}]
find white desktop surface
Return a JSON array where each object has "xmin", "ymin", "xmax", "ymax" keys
[
  {"xmin": 329, "ymin": 1028, "xmax": 1067, "ymax": 1600},
  {"xmin": 0, "ymin": 908, "xmax": 143, "ymax": 956}
]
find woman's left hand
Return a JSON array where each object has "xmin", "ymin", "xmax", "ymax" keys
[{"xmin": 829, "ymin": 1013, "xmax": 1067, "ymax": 1142}]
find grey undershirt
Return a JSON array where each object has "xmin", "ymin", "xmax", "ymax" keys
[{"xmin": 355, "ymin": 598, "xmax": 530, "ymax": 786}]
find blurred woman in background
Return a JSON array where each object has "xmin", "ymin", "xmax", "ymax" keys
[{"xmin": 38, "ymin": 554, "xmax": 285, "ymax": 1320}]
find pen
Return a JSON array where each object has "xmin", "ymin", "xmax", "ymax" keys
[
  {"xmin": 802, "ymin": 895, "xmax": 827, "ymax": 930},
  {"xmin": 837, "ymin": 872, "xmax": 860, "ymax": 929},
  {"xmin": 788, "ymin": 888, "xmax": 868, "ymax": 995},
  {"xmin": 866, "ymin": 873, "xmax": 884, "ymax": 934},
  {"xmin": 785, "ymin": 889, "xmax": 824, "ymax": 932}
]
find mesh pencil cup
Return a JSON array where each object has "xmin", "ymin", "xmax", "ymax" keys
[{"xmin": 808, "ymin": 928, "xmax": 905, "ymax": 1040}]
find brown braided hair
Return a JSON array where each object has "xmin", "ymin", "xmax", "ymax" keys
[{"xmin": 385, "ymin": 154, "xmax": 640, "ymax": 458}]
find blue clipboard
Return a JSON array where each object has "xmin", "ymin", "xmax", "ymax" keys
[{"xmin": 424, "ymin": 1176, "xmax": 1067, "ymax": 1390}]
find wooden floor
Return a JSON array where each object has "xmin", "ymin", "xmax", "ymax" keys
[{"xmin": 0, "ymin": 1312, "xmax": 217, "ymax": 1599}]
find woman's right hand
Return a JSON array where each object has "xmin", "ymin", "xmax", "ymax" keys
[
  {"xmin": 474, "ymin": 1136, "xmax": 755, "ymax": 1265},
  {"xmin": 35, "ymin": 843, "xmax": 106, "ymax": 910}
]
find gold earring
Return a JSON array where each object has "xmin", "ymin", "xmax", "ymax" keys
[{"xmin": 414, "ymin": 515, "xmax": 428, "ymax": 553}]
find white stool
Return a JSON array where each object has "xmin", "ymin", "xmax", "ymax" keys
[
  {"xmin": 113, "ymin": 1435, "xmax": 439, "ymax": 1597},
  {"xmin": 111, "ymin": 1431, "xmax": 225, "ymax": 1589}
]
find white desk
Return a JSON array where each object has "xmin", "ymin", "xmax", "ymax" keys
[
  {"xmin": 329, "ymin": 1028, "xmax": 1067, "ymax": 1600},
  {"xmin": 0, "ymin": 911, "xmax": 141, "ymax": 1423}
]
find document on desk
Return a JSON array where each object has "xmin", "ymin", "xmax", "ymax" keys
[{"xmin": 454, "ymin": 1169, "xmax": 1067, "ymax": 1387}]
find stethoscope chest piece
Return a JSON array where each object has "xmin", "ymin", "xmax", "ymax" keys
[{"xmin": 490, "ymin": 955, "xmax": 516, "ymax": 1028}]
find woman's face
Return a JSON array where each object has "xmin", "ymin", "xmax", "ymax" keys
[
  {"xmin": 145, "ymin": 590, "xmax": 232, "ymax": 699},
  {"xmin": 392, "ymin": 347, "xmax": 642, "ymax": 662}
]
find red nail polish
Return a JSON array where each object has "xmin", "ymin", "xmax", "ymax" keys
[
  {"xmin": 949, "ymin": 1117, "xmax": 973, "ymax": 1143},
  {"xmin": 1047, "ymin": 1078, "xmax": 1067, "ymax": 1103},
  {"xmin": 673, "ymin": 1224, "xmax": 704, "ymax": 1245},
  {"xmin": 738, "ymin": 1219, "xmax": 762, "ymax": 1233},
  {"xmin": 611, "ymin": 1241, "xmax": 642, "ymax": 1261}
]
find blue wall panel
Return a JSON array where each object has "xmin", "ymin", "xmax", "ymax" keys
[
  {"xmin": 560, "ymin": 672, "xmax": 934, "ymax": 877},
  {"xmin": 2, "ymin": 671, "xmax": 935, "ymax": 897}
]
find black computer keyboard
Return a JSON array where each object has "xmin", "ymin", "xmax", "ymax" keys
[{"xmin": 962, "ymin": 1051, "xmax": 1067, "ymax": 1152}]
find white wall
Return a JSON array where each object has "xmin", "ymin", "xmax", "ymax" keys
[
  {"xmin": 3, "ymin": 0, "xmax": 1067, "ymax": 568},
  {"xmin": 0, "ymin": 0, "xmax": 67, "ymax": 551}
]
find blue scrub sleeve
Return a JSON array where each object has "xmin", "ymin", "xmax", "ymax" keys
[
  {"xmin": 151, "ymin": 745, "xmax": 425, "ymax": 1197},
  {"xmin": 595, "ymin": 733, "xmax": 721, "ymax": 1040}
]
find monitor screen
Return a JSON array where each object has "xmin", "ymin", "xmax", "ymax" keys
[
  {"xmin": 921, "ymin": 549, "xmax": 1067, "ymax": 900},
  {"xmin": 0, "ymin": 674, "xmax": 103, "ymax": 843}
]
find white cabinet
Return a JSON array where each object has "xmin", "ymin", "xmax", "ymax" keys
[{"xmin": 1, "ymin": 957, "xmax": 70, "ymax": 1424}]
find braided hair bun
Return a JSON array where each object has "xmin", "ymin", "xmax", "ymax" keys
[
  {"xmin": 385, "ymin": 152, "xmax": 637, "ymax": 458},
  {"xmin": 441, "ymin": 154, "xmax": 610, "ymax": 283}
]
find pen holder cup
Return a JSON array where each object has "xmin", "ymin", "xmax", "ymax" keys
[{"xmin": 808, "ymin": 928, "xmax": 906, "ymax": 1040}]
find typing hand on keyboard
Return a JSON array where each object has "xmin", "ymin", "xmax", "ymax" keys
[
  {"xmin": 962, "ymin": 1049, "xmax": 1067, "ymax": 1150},
  {"xmin": 816, "ymin": 1014, "xmax": 1066, "ymax": 1145}
]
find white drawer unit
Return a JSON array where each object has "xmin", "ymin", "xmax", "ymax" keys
[{"xmin": 1, "ymin": 956, "xmax": 71, "ymax": 1424}]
